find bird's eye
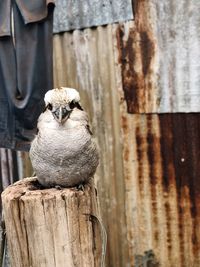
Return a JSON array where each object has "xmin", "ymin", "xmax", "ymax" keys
[
  {"xmin": 47, "ymin": 103, "xmax": 53, "ymax": 110},
  {"xmin": 69, "ymin": 101, "xmax": 75, "ymax": 109}
]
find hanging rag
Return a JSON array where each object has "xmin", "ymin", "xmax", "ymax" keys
[{"xmin": 0, "ymin": 0, "xmax": 55, "ymax": 150}]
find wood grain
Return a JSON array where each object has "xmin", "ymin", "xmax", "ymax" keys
[{"xmin": 2, "ymin": 177, "xmax": 102, "ymax": 267}]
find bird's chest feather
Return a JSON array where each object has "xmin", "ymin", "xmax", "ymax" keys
[{"xmin": 34, "ymin": 125, "xmax": 91, "ymax": 161}]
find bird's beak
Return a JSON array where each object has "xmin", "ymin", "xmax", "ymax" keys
[{"xmin": 52, "ymin": 107, "xmax": 71, "ymax": 124}]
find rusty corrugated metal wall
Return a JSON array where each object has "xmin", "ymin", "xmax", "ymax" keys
[
  {"xmin": 120, "ymin": 113, "xmax": 200, "ymax": 267},
  {"xmin": 53, "ymin": 24, "xmax": 128, "ymax": 266},
  {"xmin": 52, "ymin": 0, "xmax": 200, "ymax": 266}
]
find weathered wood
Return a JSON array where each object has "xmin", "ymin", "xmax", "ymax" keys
[{"xmin": 2, "ymin": 177, "xmax": 102, "ymax": 267}]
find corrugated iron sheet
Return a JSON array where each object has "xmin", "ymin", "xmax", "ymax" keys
[
  {"xmin": 53, "ymin": 13, "xmax": 200, "ymax": 265},
  {"xmin": 53, "ymin": 25, "xmax": 128, "ymax": 267},
  {"xmin": 116, "ymin": 0, "xmax": 200, "ymax": 113},
  {"xmin": 53, "ymin": 0, "xmax": 133, "ymax": 33},
  {"xmin": 52, "ymin": 1, "xmax": 200, "ymax": 266},
  {"xmin": 54, "ymin": 0, "xmax": 200, "ymax": 112},
  {"xmin": 120, "ymin": 112, "xmax": 200, "ymax": 266}
]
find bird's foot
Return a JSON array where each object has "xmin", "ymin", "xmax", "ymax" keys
[
  {"xmin": 55, "ymin": 185, "xmax": 62, "ymax": 190},
  {"xmin": 76, "ymin": 183, "xmax": 85, "ymax": 191}
]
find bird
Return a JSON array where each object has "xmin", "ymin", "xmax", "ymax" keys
[{"xmin": 29, "ymin": 87, "xmax": 99, "ymax": 188}]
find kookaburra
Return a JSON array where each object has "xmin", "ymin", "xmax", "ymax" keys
[{"xmin": 29, "ymin": 87, "xmax": 99, "ymax": 188}]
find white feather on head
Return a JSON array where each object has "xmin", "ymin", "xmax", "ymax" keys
[{"xmin": 44, "ymin": 87, "xmax": 80, "ymax": 106}]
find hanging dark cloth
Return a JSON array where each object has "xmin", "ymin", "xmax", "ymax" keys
[{"xmin": 0, "ymin": 0, "xmax": 55, "ymax": 150}]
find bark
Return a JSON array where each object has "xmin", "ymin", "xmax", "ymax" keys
[{"xmin": 2, "ymin": 177, "xmax": 102, "ymax": 267}]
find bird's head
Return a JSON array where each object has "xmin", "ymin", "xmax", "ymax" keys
[{"xmin": 44, "ymin": 87, "xmax": 82, "ymax": 124}]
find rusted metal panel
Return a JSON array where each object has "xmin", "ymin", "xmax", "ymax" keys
[
  {"xmin": 54, "ymin": 0, "xmax": 200, "ymax": 112},
  {"xmin": 119, "ymin": 113, "xmax": 200, "ymax": 267},
  {"xmin": 53, "ymin": 2, "xmax": 200, "ymax": 265},
  {"xmin": 53, "ymin": 0, "xmax": 133, "ymax": 33},
  {"xmin": 116, "ymin": 0, "xmax": 200, "ymax": 113}
]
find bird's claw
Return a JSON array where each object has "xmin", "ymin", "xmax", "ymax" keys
[
  {"xmin": 76, "ymin": 184, "xmax": 85, "ymax": 191},
  {"xmin": 55, "ymin": 185, "xmax": 62, "ymax": 190}
]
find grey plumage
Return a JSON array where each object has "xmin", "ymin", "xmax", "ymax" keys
[{"xmin": 29, "ymin": 87, "xmax": 99, "ymax": 188}]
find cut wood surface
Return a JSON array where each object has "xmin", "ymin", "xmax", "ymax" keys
[{"xmin": 1, "ymin": 177, "xmax": 102, "ymax": 267}]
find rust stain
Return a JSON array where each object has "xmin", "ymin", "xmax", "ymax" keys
[
  {"xmin": 135, "ymin": 125, "xmax": 146, "ymax": 194},
  {"xmin": 159, "ymin": 115, "xmax": 175, "ymax": 192},
  {"xmin": 146, "ymin": 115, "xmax": 162, "ymax": 251},
  {"xmin": 116, "ymin": 25, "xmax": 142, "ymax": 113},
  {"xmin": 140, "ymin": 31, "xmax": 155, "ymax": 77},
  {"xmin": 164, "ymin": 201, "xmax": 172, "ymax": 253},
  {"xmin": 121, "ymin": 115, "xmax": 129, "ymax": 134},
  {"xmin": 146, "ymin": 115, "xmax": 158, "ymax": 187},
  {"xmin": 116, "ymin": 6, "xmax": 155, "ymax": 113},
  {"xmin": 130, "ymin": 114, "xmax": 200, "ymax": 266},
  {"xmin": 159, "ymin": 114, "xmax": 200, "ymax": 264},
  {"xmin": 121, "ymin": 115, "xmax": 130, "ymax": 161},
  {"xmin": 117, "ymin": 26, "xmax": 154, "ymax": 113}
]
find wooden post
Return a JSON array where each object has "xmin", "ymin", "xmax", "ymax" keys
[{"xmin": 1, "ymin": 177, "xmax": 102, "ymax": 267}]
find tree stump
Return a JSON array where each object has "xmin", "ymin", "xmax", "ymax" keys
[{"xmin": 1, "ymin": 177, "xmax": 102, "ymax": 267}]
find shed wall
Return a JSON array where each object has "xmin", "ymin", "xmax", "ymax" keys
[{"xmin": 52, "ymin": 1, "xmax": 200, "ymax": 266}]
